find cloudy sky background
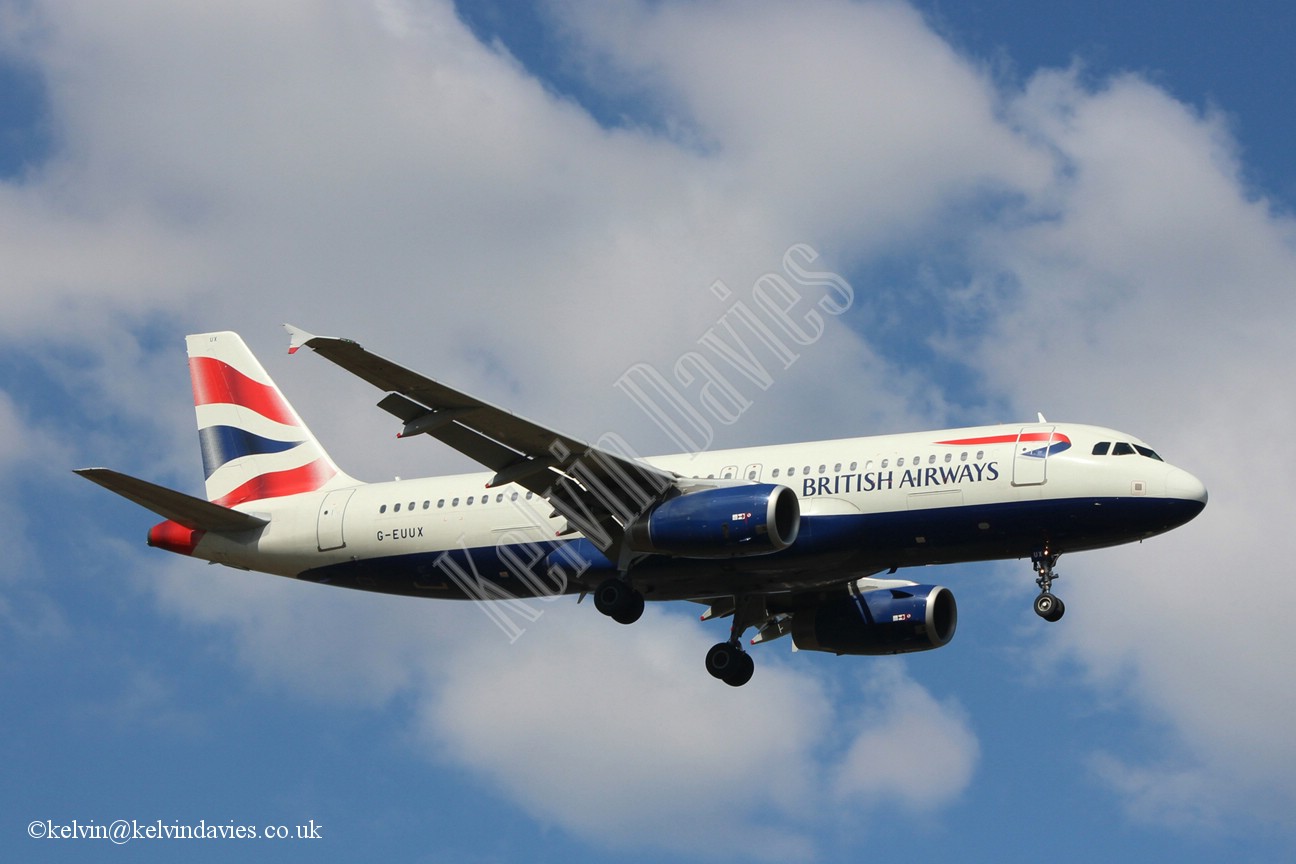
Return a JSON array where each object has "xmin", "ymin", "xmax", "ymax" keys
[{"xmin": 2, "ymin": 0, "xmax": 1294, "ymax": 860}]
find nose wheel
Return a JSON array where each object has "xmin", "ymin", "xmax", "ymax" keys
[{"xmin": 1032, "ymin": 549, "xmax": 1065, "ymax": 622}]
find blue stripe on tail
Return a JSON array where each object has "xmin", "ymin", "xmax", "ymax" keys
[{"xmin": 198, "ymin": 425, "xmax": 302, "ymax": 479}]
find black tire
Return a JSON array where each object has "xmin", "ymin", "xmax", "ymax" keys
[
  {"xmin": 724, "ymin": 651, "xmax": 755, "ymax": 687},
  {"xmin": 612, "ymin": 589, "xmax": 645, "ymax": 625},
  {"xmin": 705, "ymin": 642, "xmax": 737, "ymax": 680},
  {"xmin": 1034, "ymin": 592, "xmax": 1065, "ymax": 622},
  {"xmin": 594, "ymin": 578, "xmax": 643, "ymax": 624}
]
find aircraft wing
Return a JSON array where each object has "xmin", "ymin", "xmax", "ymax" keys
[{"xmin": 285, "ymin": 325, "xmax": 676, "ymax": 562}]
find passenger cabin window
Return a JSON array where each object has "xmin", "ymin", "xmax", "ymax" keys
[
  {"xmin": 772, "ymin": 469, "xmax": 780, "ymax": 478},
  {"xmin": 1112, "ymin": 442, "xmax": 1135, "ymax": 456},
  {"xmin": 1093, "ymin": 442, "xmax": 1111, "ymax": 456}
]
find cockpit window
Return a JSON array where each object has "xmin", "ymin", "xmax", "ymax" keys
[
  {"xmin": 1092, "ymin": 442, "xmax": 1111, "ymax": 456},
  {"xmin": 1111, "ymin": 442, "xmax": 1135, "ymax": 456},
  {"xmin": 1134, "ymin": 445, "xmax": 1163, "ymax": 461}
]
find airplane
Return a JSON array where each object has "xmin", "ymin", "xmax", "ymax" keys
[{"xmin": 76, "ymin": 327, "xmax": 1208, "ymax": 686}]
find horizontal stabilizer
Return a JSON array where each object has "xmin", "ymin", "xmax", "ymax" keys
[{"xmin": 74, "ymin": 468, "xmax": 268, "ymax": 532}]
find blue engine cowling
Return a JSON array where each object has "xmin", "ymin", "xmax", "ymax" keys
[
  {"xmin": 625, "ymin": 484, "xmax": 800, "ymax": 558},
  {"xmin": 790, "ymin": 585, "xmax": 957, "ymax": 655}
]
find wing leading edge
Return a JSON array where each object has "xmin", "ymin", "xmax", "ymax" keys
[{"xmin": 284, "ymin": 325, "xmax": 675, "ymax": 564}]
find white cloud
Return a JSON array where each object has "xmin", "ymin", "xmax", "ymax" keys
[
  {"xmin": 147, "ymin": 555, "xmax": 977, "ymax": 858},
  {"xmin": 834, "ymin": 663, "xmax": 979, "ymax": 810},
  {"xmin": 956, "ymin": 66, "xmax": 1296, "ymax": 827}
]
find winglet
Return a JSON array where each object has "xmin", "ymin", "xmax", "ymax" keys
[{"xmin": 284, "ymin": 323, "xmax": 317, "ymax": 355}]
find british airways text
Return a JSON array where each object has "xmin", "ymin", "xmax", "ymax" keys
[{"xmin": 801, "ymin": 461, "xmax": 1000, "ymax": 497}]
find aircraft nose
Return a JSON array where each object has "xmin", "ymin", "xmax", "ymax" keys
[{"xmin": 1166, "ymin": 466, "xmax": 1208, "ymax": 506}]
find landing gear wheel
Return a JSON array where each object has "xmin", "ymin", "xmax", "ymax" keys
[
  {"xmin": 594, "ymin": 578, "xmax": 644, "ymax": 625},
  {"xmin": 613, "ymin": 590, "xmax": 645, "ymax": 625},
  {"xmin": 1033, "ymin": 592, "xmax": 1065, "ymax": 622},
  {"xmin": 705, "ymin": 642, "xmax": 755, "ymax": 686},
  {"xmin": 1031, "ymin": 548, "xmax": 1065, "ymax": 623},
  {"xmin": 727, "ymin": 651, "xmax": 755, "ymax": 687}
]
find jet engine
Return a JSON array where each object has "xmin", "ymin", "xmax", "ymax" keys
[
  {"xmin": 790, "ymin": 584, "xmax": 957, "ymax": 655},
  {"xmin": 625, "ymin": 484, "xmax": 800, "ymax": 558}
]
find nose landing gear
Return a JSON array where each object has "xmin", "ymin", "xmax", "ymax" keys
[{"xmin": 1032, "ymin": 548, "xmax": 1065, "ymax": 622}]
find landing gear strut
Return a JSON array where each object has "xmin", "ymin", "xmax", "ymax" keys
[{"xmin": 1031, "ymin": 548, "xmax": 1065, "ymax": 622}]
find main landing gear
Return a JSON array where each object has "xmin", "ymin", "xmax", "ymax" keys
[
  {"xmin": 1031, "ymin": 548, "xmax": 1065, "ymax": 622},
  {"xmin": 593, "ymin": 577, "xmax": 644, "ymax": 625},
  {"xmin": 703, "ymin": 595, "xmax": 762, "ymax": 687},
  {"xmin": 705, "ymin": 641, "xmax": 754, "ymax": 688},
  {"xmin": 593, "ymin": 577, "xmax": 756, "ymax": 686}
]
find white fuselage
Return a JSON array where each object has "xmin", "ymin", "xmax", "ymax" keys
[{"xmin": 189, "ymin": 421, "xmax": 1206, "ymax": 604}]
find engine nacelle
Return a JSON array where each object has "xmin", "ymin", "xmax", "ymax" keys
[
  {"xmin": 625, "ymin": 484, "xmax": 800, "ymax": 558},
  {"xmin": 790, "ymin": 585, "xmax": 957, "ymax": 655}
]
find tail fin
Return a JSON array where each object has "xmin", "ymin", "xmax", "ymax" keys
[{"xmin": 187, "ymin": 332, "xmax": 357, "ymax": 506}]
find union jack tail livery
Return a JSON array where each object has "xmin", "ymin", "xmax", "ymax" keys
[{"xmin": 187, "ymin": 332, "xmax": 357, "ymax": 506}]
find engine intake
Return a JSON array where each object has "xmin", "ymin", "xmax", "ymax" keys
[
  {"xmin": 626, "ymin": 484, "xmax": 800, "ymax": 558},
  {"xmin": 791, "ymin": 584, "xmax": 957, "ymax": 655}
]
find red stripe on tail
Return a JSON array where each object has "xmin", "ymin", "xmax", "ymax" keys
[
  {"xmin": 210, "ymin": 458, "xmax": 338, "ymax": 508},
  {"xmin": 189, "ymin": 356, "xmax": 298, "ymax": 427}
]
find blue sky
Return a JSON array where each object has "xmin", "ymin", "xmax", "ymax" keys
[{"xmin": 2, "ymin": 1, "xmax": 1294, "ymax": 862}]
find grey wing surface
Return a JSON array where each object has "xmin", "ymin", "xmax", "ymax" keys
[{"xmin": 285, "ymin": 325, "xmax": 676, "ymax": 564}]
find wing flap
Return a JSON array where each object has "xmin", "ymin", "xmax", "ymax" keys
[{"xmin": 75, "ymin": 468, "xmax": 268, "ymax": 532}]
